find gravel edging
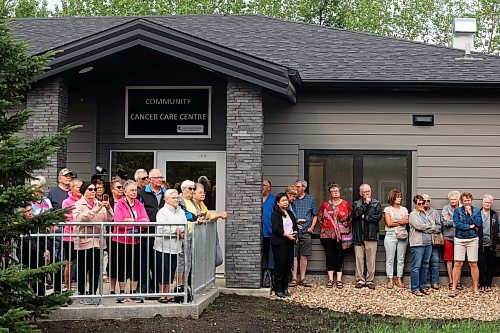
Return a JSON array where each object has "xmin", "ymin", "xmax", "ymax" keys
[{"xmin": 283, "ymin": 282, "xmax": 500, "ymax": 321}]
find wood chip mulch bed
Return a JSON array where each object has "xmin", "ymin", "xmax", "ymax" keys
[{"xmin": 283, "ymin": 282, "xmax": 500, "ymax": 321}]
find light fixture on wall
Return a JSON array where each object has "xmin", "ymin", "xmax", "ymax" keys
[
  {"xmin": 412, "ymin": 114, "xmax": 434, "ymax": 126},
  {"xmin": 78, "ymin": 66, "xmax": 94, "ymax": 74},
  {"xmin": 95, "ymin": 165, "xmax": 108, "ymax": 175}
]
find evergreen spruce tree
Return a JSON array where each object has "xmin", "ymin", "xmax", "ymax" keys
[{"xmin": 0, "ymin": 18, "xmax": 76, "ymax": 332}]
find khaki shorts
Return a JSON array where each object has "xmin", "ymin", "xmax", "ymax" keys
[
  {"xmin": 294, "ymin": 232, "xmax": 312, "ymax": 257},
  {"xmin": 454, "ymin": 237, "xmax": 478, "ymax": 262}
]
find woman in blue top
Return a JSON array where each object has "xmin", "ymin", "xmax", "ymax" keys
[{"xmin": 449, "ymin": 192, "xmax": 482, "ymax": 297}]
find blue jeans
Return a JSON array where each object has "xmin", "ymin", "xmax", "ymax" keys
[
  {"xmin": 410, "ymin": 245, "xmax": 432, "ymax": 291},
  {"xmin": 427, "ymin": 247, "xmax": 440, "ymax": 285}
]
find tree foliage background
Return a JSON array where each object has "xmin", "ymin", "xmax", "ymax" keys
[
  {"xmin": 0, "ymin": 17, "xmax": 74, "ymax": 332},
  {"xmin": 1, "ymin": 0, "xmax": 498, "ymax": 55}
]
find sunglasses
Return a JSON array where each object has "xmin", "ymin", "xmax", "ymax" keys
[
  {"xmin": 115, "ymin": 185, "xmax": 123, "ymax": 189},
  {"xmin": 416, "ymin": 202, "xmax": 424, "ymax": 205},
  {"xmin": 140, "ymin": 177, "xmax": 149, "ymax": 181},
  {"xmin": 424, "ymin": 200, "xmax": 431, "ymax": 203},
  {"xmin": 189, "ymin": 187, "xmax": 196, "ymax": 191},
  {"xmin": 87, "ymin": 187, "xmax": 96, "ymax": 192}
]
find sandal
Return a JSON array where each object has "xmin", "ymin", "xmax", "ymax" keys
[
  {"xmin": 395, "ymin": 279, "xmax": 405, "ymax": 288},
  {"xmin": 456, "ymin": 282, "xmax": 463, "ymax": 290},
  {"xmin": 158, "ymin": 297, "xmax": 173, "ymax": 303},
  {"xmin": 336, "ymin": 281, "xmax": 343, "ymax": 289},
  {"xmin": 448, "ymin": 289, "xmax": 458, "ymax": 298},
  {"xmin": 420, "ymin": 289, "xmax": 430, "ymax": 295},
  {"xmin": 301, "ymin": 280, "xmax": 312, "ymax": 288},
  {"xmin": 288, "ymin": 279, "xmax": 298, "ymax": 287},
  {"xmin": 386, "ymin": 279, "xmax": 394, "ymax": 289},
  {"xmin": 103, "ymin": 276, "xmax": 109, "ymax": 284},
  {"xmin": 326, "ymin": 280, "xmax": 334, "ymax": 288},
  {"xmin": 411, "ymin": 290, "xmax": 424, "ymax": 297}
]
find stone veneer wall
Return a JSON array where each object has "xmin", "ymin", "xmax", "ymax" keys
[
  {"xmin": 225, "ymin": 78, "xmax": 263, "ymax": 288},
  {"xmin": 26, "ymin": 77, "xmax": 68, "ymax": 181}
]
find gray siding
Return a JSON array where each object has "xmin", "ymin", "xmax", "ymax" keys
[
  {"xmin": 263, "ymin": 91, "xmax": 500, "ymax": 273},
  {"xmin": 66, "ymin": 86, "xmax": 97, "ymax": 180}
]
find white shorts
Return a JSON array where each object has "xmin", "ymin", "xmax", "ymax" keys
[{"xmin": 453, "ymin": 237, "xmax": 479, "ymax": 262}]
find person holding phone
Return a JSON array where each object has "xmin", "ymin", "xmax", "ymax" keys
[
  {"xmin": 271, "ymin": 193, "xmax": 298, "ymax": 298},
  {"xmin": 112, "ymin": 180, "xmax": 149, "ymax": 303},
  {"xmin": 73, "ymin": 182, "xmax": 113, "ymax": 305},
  {"xmin": 449, "ymin": 192, "xmax": 482, "ymax": 297}
]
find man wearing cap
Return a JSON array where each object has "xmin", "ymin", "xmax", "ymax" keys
[
  {"xmin": 46, "ymin": 168, "xmax": 73, "ymax": 293},
  {"xmin": 48, "ymin": 168, "xmax": 73, "ymax": 210}
]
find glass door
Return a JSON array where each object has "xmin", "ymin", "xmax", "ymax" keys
[{"xmin": 156, "ymin": 151, "xmax": 226, "ymax": 273}]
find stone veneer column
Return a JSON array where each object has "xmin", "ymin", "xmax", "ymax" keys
[
  {"xmin": 26, "ymin": 77, "xmax": 69, "ymax": 181},
  {"xmin": 225, "ymin": 78, "xmax": 263, "ymax": 288}
]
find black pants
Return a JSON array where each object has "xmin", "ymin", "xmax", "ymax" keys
[
  {"xmin": 21, "ymin": 242, "xmax": 46, "ymax": 296},
  {"xmin": 262, "ymin": 237, "xmax": 271, "ymax": 270},
  {"xmin": 321, "ymin": 238, "xmax": 344, "ymax": 272},
  {"xmin": 272, "ymin": 241, "xmax": 294, "ymax": 293},
  {"xmin": 140, "ymin": 236, "xmax": 156, "ymax": 293},
  {"xmin": 77, "ymin": 248, "xmax": 101, "ymax": 295},
  {"xmin": 478, "ymin": 247, "xmax": 495, "ymax": 288}
]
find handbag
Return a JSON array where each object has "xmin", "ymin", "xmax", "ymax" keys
[
  {"xmin": 215, "ymin": 231, "xmax": 223, "ymax": 267},
  {"xmin": 432, "ymin": 233, "xmax": 445, "ymax": 246},
  {"xmin": 339, "ymin": 223, "xmax": 352, "ymax": 249},
  {"xmin": 395, "ymin": 226, "xmax": 408, "ymax": 240}
]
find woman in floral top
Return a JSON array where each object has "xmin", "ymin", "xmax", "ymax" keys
[{"xmin": 318, "ymin": 183, "xmax": 352, "ymax": 289}]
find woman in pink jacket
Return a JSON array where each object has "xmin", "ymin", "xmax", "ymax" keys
[
  {"xmin": 73, "ymin": 182, "xmax": 113, "ymax": 305},
  {"xmin": 61, "ymin": 178, "xmax": 83, "ymax": 290},
  {"xmin": 111, "ymin": 180, "xmax": 149, "ymax": 303}
]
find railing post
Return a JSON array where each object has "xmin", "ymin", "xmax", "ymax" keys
[{"xmin": 97, "ymin": 222, "xmax": 104, "ymax": 307}]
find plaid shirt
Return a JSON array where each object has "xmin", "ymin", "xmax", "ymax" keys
[{"xmin": 291, "ymin": 194, "xmax": 318, "ymax": 234}]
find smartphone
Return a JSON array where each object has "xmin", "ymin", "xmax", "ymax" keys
[{"xmin": 103, "ymin": 194, "xmax": 109, "ymax": 202}]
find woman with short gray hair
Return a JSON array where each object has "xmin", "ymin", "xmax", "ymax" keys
[
  {"xmin": 478, "ymin": 195, "xmax": 497, "ymax": 292},
  {"xmin": 441, "ymin": 190, "xmax": 461, "ymax": 289},
  {"xmin": 154, "ymin": 189, "xmax": 186, "ymax": 303}
]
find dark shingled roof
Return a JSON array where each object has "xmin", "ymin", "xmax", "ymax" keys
[{"xmin": 10, "ymin": 15, "xmax": 500, "ymax": 83}]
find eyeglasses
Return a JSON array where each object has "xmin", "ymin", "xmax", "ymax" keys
[
  {"xmin": 150, "ymin": 176, "xmax": 164, "ymax": 179},
  {"xmin": 416, "ymin": 202, "xmax": 424, "ymax": 205},
  {"xmin": 424, "ymin": 200, "xmax": 431, "ymax": 203},
  {"xmin": 189, "ymin": 187, "xmax": 196, "ymax": 191},
  {"xmin": 115, "ymin": 186, "xmax": 123, "ymax": 189},
  {"xmin": 170, "ymin": 197, "xmax": 180, "ymax": 200},
  {"xmin": 87, "ymin": 187, "xmax": 96, "ymax": 192},
  {"xmin": 140, "ymin": 177, "xmax": 149, "ymax": 181}
]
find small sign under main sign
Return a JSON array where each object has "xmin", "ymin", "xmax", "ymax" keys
[{"xmin": 125, "ymin": 86, "xmax": 211, "ymax": 138}]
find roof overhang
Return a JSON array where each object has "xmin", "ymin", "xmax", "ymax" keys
[{"xmin": 37, "ymin": 18, "xmax": 299, "ymax": 103}]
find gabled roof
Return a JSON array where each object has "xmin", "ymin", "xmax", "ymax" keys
[
  {"xmin": 11, "ymin": 15, "xmax": 500, "ymax": 86},
  {"xmin": 29, "ymin": 18, "xmax": 298, "ymax": 102}
]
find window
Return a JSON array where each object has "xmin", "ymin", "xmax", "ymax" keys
[
  {"xmin": 110, "ymin": 151, "xmax": 155, "ymax": 180},
  {"xmin": 305, "ymin": 150, "xmax": 412, "ymax": 233}
]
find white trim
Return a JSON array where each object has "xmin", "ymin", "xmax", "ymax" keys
[
  {"xmin": 156, "ymin": 150, "xmax": 226, "ymax": 275},
  {"xmin": 125, "ymin": 86, "xmax": 212, "ymax": 139}
]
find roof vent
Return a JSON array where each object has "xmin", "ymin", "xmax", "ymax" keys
[{"xmin": 453, "ymin": 18, "xmax": 481, "ymax": 60}]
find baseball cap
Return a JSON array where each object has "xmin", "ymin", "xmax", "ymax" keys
[{"xmin": 59, "ymin": 168, "xmax": 74, "ymax": 177}]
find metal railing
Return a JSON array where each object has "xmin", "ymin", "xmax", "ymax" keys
[{"xmin": 6, "ymin": 221, "xmax": 217, "ymax": 306}]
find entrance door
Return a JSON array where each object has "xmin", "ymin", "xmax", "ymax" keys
[{"xmin": 157, "ymin": 151, "xmax": 226, "ymax": 274}]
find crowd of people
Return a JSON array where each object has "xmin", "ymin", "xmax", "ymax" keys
[
  {"xmin": 262, "ymin": 179, "xmax": 499, "ymax": 298},
  {"xmin": 19, "ymin": 167, "xmax": 226, "ymax": 305}
]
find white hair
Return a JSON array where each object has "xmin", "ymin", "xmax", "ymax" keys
[
  {"xmin": 359, "ymin": 183, "xmax": 371, "ymax": 192},
  {"xmin": 164, "ymin": 189, "xmax": 178, "ymax": 199},
  {"xmin": 134, "ymin": 169, "xmax": 147, "ymax": 181},
  {"xmin": 483, "ymin": 194, "xmax": 494, "ymax": 203},
  {"xmin": 448, "ymin": 190, "xmax": 461, "ymax": 199},
  {"xmin": 123, "ymin": 179, "xmax": 137, "ymax": 190},
  {"xmin": 148, "ymin": 168, "xmax": 161, "ymax": 178},
  {"xmin": 30, "ymin": 175, "xmax": 46, "ymax": 187},
  {"xmin": 295, "ymin": 179, "xmax": 308, "ymax": 189},
  {"xmin": 180, "ymin": 179, "xmax": 195, "ymax": 190}
]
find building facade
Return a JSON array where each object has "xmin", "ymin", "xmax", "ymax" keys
[{"xmin": 13, "ymin": 15, "xmax": 500, "ymax": 286}]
